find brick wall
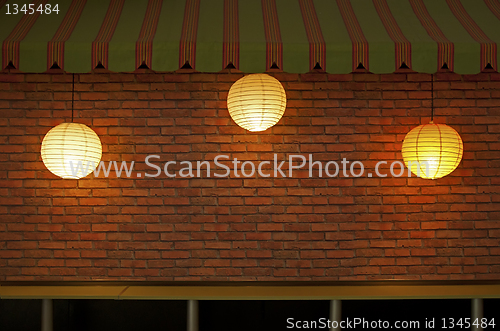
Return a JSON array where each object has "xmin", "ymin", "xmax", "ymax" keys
[{"xmin": 0, "ymin": 71, "xmax": 499, "ymax": 281}]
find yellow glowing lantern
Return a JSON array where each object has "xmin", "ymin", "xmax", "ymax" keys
[
  {"xmin": 41, "ymin": 123, "xmax": 102, "ymax": 179},
  {"xmin": 227, "ymin": 73, "xmax": 286, "ymax": 132},
  {"xmin": 402, "ymin": 122, "xmax": 463, "ymax": 179}
]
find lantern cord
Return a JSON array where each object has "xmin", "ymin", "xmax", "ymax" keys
[
  {"xmin": 71, "ymin": 73, "xmax": 74, "ymax": 122},
  {"xmin": 431, "ymin": 74, "xmax": 434, "ymax": 123}
]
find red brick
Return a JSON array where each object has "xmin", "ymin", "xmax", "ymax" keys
[{"xmin": 0, "ymin": 73, "xmax": 499, "ymax": 281}]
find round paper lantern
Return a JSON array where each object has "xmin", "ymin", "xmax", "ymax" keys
[
  {"xmin": 41, "ymin": 123, "xmax": 102, "ymax": 179},
  {"xmin": 227, "ymin": 73, "xmax": 286, "ymax": 132},
  {"xmin": 402, "ymin": 122, "xmax": 463, "ymax": 179}
]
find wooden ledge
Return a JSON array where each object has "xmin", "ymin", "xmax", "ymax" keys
[
  {"xmin": 0, "ymin": 286, "xmax": 127, "ymax": 299},
  {"xmin": 1, "ymin": 281, "xmax": 500, "ymax": 300},
  {"xmin": 119, "ymin": 284, "xmax": 500, "ymax": 300}
]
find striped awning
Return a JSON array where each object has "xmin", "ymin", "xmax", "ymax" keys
[{"xmin": 1, "ymin": 0, "xmax": 500, "ymax": 74}]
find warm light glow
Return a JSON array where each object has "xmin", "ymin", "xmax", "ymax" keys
[
  {"xmin": 402, "ymin": 122, "xmax": 463, "ymax": 179},
  {"xmin": 41, "ymin": 123, "xmax": 102, "ymax": 179},
  {"xmin": 227, "ymin": 73, "xmax": 287, "ymax": 132}
]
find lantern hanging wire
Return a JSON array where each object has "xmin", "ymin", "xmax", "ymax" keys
[
  {"xmin": 72, "ymin": 73, "xmax": 74, "ymax": 122},
  {"xmin": 431, "ymin": 74, "xmax": 434, "ymax": 122}
]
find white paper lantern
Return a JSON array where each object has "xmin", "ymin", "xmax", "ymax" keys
[
  {"xmin": 227, "ymin": 73, "xmax": 287, "ymax": 132},
  {"xmin": 41, "ymin": 123, "xmax": 102, "ymax": 179}
]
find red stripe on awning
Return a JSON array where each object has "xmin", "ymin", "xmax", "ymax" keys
[
  {"xmin": 136, "ymin": 0, "xmax": 163, "ymax": 69},
  {"xmin": 262, "ymin": 0, "xmax": 283, "ymax": 70},
  {"xmin": 409, "ymin": 0, "xmax": 454, "ymax": 71},
  {"xmin": 223, "ymin": 0, "xmax": 239, "ymax": 70},
  {"xmin": 2, "ymin": 0, "xmax": 47, "ymax": 69},
  {"xmin": 179, "ymin": 0, "xmax": 200, "ymax": 69},
  {"xmin": 299, "ymin": 0, "xmax": 326, "ymax": 71},
  {"xmin": 337, "ymin": 0, "xmax": 369, "ymax": 71},
  {"xmin": 447, "ymin": 0, "xmax": 497, "ymax": 71},
  {"xmin": 92, "ymin": 0, "xmax": 124, "ymax": 69},
  {"xmin": 47, "ymin": 0, "xmax": 87, "ymax": 70},
  {"xmin": 374, "ymin": 0, "xmax": 412, "ymax": 70}
]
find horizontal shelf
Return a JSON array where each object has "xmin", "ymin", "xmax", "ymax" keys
[{"xmin": 1, "ymin": 282, "xmax": 500, "ymax": 300}]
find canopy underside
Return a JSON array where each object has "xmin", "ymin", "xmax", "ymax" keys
[{"xmin": 1, "ymin": 0, "xmax": 500, "ymax": 74}]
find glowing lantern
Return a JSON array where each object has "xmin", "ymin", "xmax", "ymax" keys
[
  {"xmin": 402, "ymin": 122, "xmax": 463, "ymax": 179},
  {"xmin": 41, "ymin": 123, "xmax": 102, "ymax": 179},
  {"xmin": 227, "ymin": 73, "xmax": 286, "ymax": 132}
]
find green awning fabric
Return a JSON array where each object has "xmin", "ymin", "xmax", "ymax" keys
[{"xmin": 2, "ymin": 0, "xmax": 500, "ymax": 74}]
